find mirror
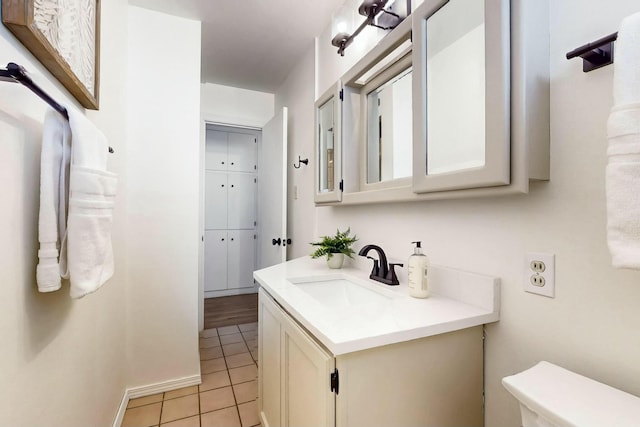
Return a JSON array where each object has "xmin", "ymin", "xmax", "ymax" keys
[
  {"xmin": 334, "ymin": 17, "xmax": 414, "ymax": 199},
  {"xmin": 366, "ymin": 66, "xmax": 413, "ymax": 184},
  {"xmin": 412, "ymin": 0, "xmax": 510, "ymax": 194},
  {"xmin": 315, "ymin": 83, "xmax": 342, "ymax": 204},
  {"xmin": 318, "ymin": 98, "xmax": 335, "ymax": 193},
  {"xmin": 426, "ymin": 0, "xmax": 485, "ymax": 175}
]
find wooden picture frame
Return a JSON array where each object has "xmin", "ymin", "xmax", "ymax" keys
[{"xmin": 2, "ymin": 0, "xmax": 101, "ymax": 109}]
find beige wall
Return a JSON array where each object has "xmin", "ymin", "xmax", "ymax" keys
[
  {"xmin": 0, "ymin": 1, "xmax": 129, "ymax": 425},
  {"xmin": 126, "ymin": 6, "xmax": 202, "ymax": 389},
  {"xmin": 279, "ymin": 1, "xmax": 640, "ymax": 426}
]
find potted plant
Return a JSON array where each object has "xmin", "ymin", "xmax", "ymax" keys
[{"xmin": 310, "ymin": 228, "xmax": 358, "ymax": 269}]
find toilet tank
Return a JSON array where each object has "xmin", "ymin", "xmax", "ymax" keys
[{"xmin": 502, "ymin": 361, "xmax": 640, "ymax": 427}]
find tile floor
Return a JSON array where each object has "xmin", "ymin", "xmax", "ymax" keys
[{"xmin": 122, "ymin": 323, "xmax": 260, "ymax": 427}]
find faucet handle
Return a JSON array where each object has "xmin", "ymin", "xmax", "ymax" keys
[
  {"xmin": 387, "ymin": 263, "xmax": 404, "ymax": 286},
  {"xmin": 366, "ymin": 256, "xmax": 380, "ymax": 276}
]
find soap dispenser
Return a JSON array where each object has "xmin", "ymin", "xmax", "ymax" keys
[{"xmin": 408, "ymin": 241, "xmax": 429, "ymax": 298}]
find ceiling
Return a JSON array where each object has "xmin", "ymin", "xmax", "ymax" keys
[{"xmin": 129, "ymin": 0, "xmax": 347, "ymax": 93}]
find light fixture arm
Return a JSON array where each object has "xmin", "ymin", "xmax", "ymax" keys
[{"xmin": 331, "ymin": 0, "xmax": 403, "ymax": 56}]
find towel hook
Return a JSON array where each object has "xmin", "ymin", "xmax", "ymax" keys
[{"xmin": 293, "ymin": 156, "xmax": 309, "ymax": 169}]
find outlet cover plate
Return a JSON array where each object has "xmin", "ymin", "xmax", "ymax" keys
[{"xmin": 524, "ymin": 252, "xmax": 555, "ymax": 298}]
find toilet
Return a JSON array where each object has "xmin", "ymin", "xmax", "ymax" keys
[{"xmin": 502, "ymin": 361, "xmax": 640, "ymax": 427}]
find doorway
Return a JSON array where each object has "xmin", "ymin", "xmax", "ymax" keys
[
  {"xmin": 204, "ymin": 124, "xmax": 260, "ymax": 299},
  {"xmin": 200, "ymin": 108, "xmax": 288, "ymax": 332}
]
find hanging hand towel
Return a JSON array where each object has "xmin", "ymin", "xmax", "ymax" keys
[
  {"xmin": 36, "ymin": 110, "xmax": 71, "ymax": 292},
  {"xmin": 606, "ymin": 11, "xmax": 640, "ymax": 269},
  {"xmin": 66, "ymin": 109, "xmax": 118, "ymax": 298}
]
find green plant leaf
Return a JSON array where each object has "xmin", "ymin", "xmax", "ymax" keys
[{"xmin": 310, "ymin": 227, "xmax": 358, "ymax": 259}]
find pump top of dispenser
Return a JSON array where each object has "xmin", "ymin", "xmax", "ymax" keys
[{"xmin": 412, "ymin": 241, "xmax": 424, "ymax": 255}]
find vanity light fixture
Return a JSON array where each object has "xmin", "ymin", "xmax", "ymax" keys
[{"xmin": 331, "ymin": 0, "xmax": 408, "ymax": 56}]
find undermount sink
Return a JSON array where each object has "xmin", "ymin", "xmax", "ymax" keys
[{"xmin": 287, "ymin": 275, "xmax": 395, "ymax": 310}]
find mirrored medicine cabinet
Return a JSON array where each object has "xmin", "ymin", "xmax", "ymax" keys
[
  {"xmin": 314, "ymin": 83, "xmax": 342, "ymax": 203},
  {"xmin": 314, "ymin": 0, "xmax": 550, "ymax": 206},
  {"xmin": 413, "ymin": 0, "xmax": 510, "ymax": 193}
]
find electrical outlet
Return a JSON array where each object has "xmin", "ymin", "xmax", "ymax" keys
[{"xmin": 524, "ymin": 252, "xmax": 555, "ymax": 298}]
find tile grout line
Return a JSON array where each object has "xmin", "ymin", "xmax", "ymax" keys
[
  {"xmin": 224, "ymin": 325, "xmax": 245, "ymax": 427},
  {"xmin": 158, "ymin": 392, "xmax": 165, "ymax": 427}
]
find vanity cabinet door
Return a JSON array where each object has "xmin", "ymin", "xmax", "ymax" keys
[
  {"xmin": 258, "ymin": 289, "xmax": 335, "ymax": 427},
  {"xmin": 259, "ymin": 289, "xmax": 282, "ymax": 427},
  {"xmin": 280, "ymin": 305, "xmax": 335, "ymax": 427}
]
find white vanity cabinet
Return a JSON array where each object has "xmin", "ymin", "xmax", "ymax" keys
[
  {"xmin": 258, "ymin": 288, "xmax": 484, "ymax": 427},
  {"xmin": 259, "ymin": 288, "xmax": 335, "ymax": 427}
]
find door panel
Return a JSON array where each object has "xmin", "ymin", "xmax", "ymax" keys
[
  {"xmin": 281, "ymin": 302, "xmax": 335, "ymax": 427},
  {"xmin": 259, "ymin": 107, "xmax": 288, "ymax": 268},
  {"xmin": 227, "ymin": 174, "xmax": 257, "ymax": 230},
  {"xmin": 228, "ymin": 132, "xmax": 257, "ymax": 173},
  {"xmin": 205, "ymin": 171, "xmax": 227, "ymax": 229},
  {"xmin": 259, "ymin": 289, "xmax": 282, "ymax": 427},
  {"xmin": 206, "ymin": 130, "xmax": 228, "ymax": 171},
  {"xmin": 227, "ymin": 230, "xmax": 256, "ymax": 289},
  {"xmin": 204, "ymin": 230, "xmax": 227, "ymax": 292}
]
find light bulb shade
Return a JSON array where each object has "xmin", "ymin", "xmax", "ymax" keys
[{"xmin": 331, "ymin": 4, "xmax": 355, "ymax": 39}]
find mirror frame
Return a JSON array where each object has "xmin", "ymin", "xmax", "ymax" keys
[
  {"xmin": 314, "ymin": 82, "xmax": 343, "ymax": 203},
  {"xmin": 412, "ymin": 0, "xmax": 511, "ymax": 193},
  {"xmin": 340, "ymin": 17, "xmax": 414, "ymax": 196},
  {"xmin": 360, "ymin": 52, "xmax": 413, "ymax": 191}
]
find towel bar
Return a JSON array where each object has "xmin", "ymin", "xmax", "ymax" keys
[
  {"xmin": 0, "ymin": 62, "xmax": 114, "ymax": 154},
  {"xmin": 566, "ymin": 32, "xmax": 618, "ymax": 72}
]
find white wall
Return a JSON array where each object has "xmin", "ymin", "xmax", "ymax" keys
[
  {"xmin": 280, "ymin": 1, "xmax": 640, "ymax": 426},
  {"xmin": 275, "ymin": 43, "xmax": 317, "ymax": 260},
  {"xmin": 201, "ymin": 83, "xmax": 274, "ymax": 128},
  {"xmin": 126, "ymin": 6, "xmax": 201, "ymax": 388},
  {"xmin": 0, "ymin": 1, "xmax": 128, "ymax": 425}
]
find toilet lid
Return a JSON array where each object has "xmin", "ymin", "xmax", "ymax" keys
[{"xmin": 502, "ymin": 361, "xmax": 640, "ymax": 427}]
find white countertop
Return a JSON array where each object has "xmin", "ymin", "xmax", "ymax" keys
[{"xmin": 254, "ymin": 256, "xmax": 500, "ymax": 355}]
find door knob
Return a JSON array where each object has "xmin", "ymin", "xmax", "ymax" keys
[{"xmin": 272, "ymin": 238, "xmax": 282, "ymax": 246}]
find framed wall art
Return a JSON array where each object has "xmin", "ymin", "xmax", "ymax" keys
[{"xmin": 2, "ymin": 0, "xmax": 101, "ymax": 109}]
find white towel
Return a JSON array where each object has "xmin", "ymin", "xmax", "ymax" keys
[
  {"xmin": 36, "ymin": 110, "xmax": 71, "ymax": 292},
  {"xmin": 66, "ymin": 109, "xmax": 118, "ymax": 298},
  {"xmin": 606, "ymin": 11, "xmax": 640, "ymax": 269}
]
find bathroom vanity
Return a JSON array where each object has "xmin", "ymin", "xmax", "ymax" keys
[{"xmin": 254, "ymin": 257, "xmax": 500, "ymax": 427}]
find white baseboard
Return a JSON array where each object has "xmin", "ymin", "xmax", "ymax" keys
[
  {"xmin": 112, "ymin": 374, "xmax": 202, "ymax": 427},
  {"xmin": 204, "ymin": 286, "xmax": 257, "ymax": 299}
]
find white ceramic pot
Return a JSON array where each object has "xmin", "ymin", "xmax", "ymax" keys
[{"xmin": 326, "ymin": 253, "xmax": 345, "ymax": 269}]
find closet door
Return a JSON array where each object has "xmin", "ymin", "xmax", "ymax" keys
[
  {"xmin": 227, "ymin": 230, "xmax": 256, "ymax": 289},
  {"xmin": 205, "ymin": 172, "xmax": 228, "ymax": 229},
  {"xmin": 227, "ymin": 174, "xmax": 257, "ymax": 229},
  {"xmin": 206, "ymin": 130, "xmax": 228, "ymax": 171},
  {"xmin": 204, "ymin": 230, "xmax": 228, "ymax": 292},
  {"xmin": 228, "ymin": 132, "xmax": 257, "ymax": 173}
]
